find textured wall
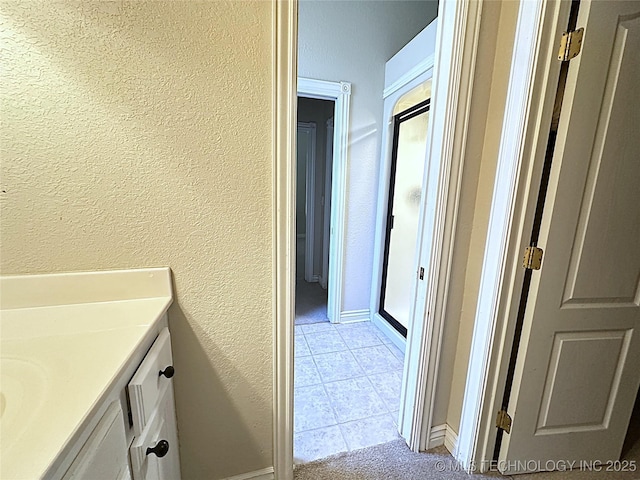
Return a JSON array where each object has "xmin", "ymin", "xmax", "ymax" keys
[
  {"xmin": 0, "ymin": 2, "xmax": 273, "ymax": 479},
  {"xmin": 298, "ymin": 0, "xmax": 438, "ymax": 313}
]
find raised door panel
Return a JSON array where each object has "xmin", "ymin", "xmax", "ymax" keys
[
  {"xmin": 62, "ymin": 401, "xmax": 129, "ymax": 480},
  {"xmin": 563, "ymin": 11, "xmax": 640, "ymax": 308},
  {"xmin": 128, "ymin": 328, "xmax": 174, "ymax": 435},
  {"xmin": 536, "ymin": 330, "xmax": 632, "ymax": 432},
  {"xmin": 129, "ymin": 385, "xmax": 180, "ymax": 480}
]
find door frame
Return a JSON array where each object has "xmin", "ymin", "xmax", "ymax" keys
[
  {"xmin": 297, "ymin": 77, "xmax": 351, "ymax": 323},
  {"xmin": 455, "ymin": 0, "xmax": 572, "ymax": 472},
  {"xmin": 398, "ymin": 0, "xmax": 484, "ymax": 452},
  {"xmin": 297, "ymin": 121, "xmax": 318, "ymax": 283},
  {"xmin": 273, "ymin": 1, "xmax": 297, "ymax": 478},
  {"xmin": 274, "ymin": 0, "xmax": 486, "ymax": 477},
  {"xmin": 320, "ymin": 117, "xmax": 334, "ymax": 289}
]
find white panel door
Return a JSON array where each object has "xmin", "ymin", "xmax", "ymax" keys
[{"xmin": 500, "ymin": 1, "xmax": 640, "ymax": 473}]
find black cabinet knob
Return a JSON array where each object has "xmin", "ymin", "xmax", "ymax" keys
[
  {"xmin": 159, "ymin": 366, "xmax": 175, "ymax": 378},
  {"xmin": 146, "ymin": 440, "xmax": 170, "ymax": 458}
]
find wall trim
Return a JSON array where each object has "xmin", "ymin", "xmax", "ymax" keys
[
  {"xmin": 383, "ymin": 54, "xmax": 435, "ymax": 99},
  {"xmin": 427, "ymin": 424, "xmax": 447, "ymax": 450},
  {"xmin": 398, "ymin": 0, "xmax": 484, "ymax": 454},
  {"xmin": 444, "ymin": 426, "xmax": 458, "ymax": 456},
  {"xmin": 339, "ymin": 308, "xmax": 370, "ymax": 323},
  {"xmin": 298, "ymin": 77, "xmax": 351, "ymax": 323},
  {"xmin": 298, "ymin": 77, "xmax": 352, "ymax": 100},
  {"xmin": 223, "ymin": 467, "xmax": 275, "ymax": 480},
  {"xmin": 455, "ymin": 0, "xmax": 569, "ymax": 473},
  {"xmin": 273, "ymin": 1, "xmax": 297, "ymax": 479},
  {"xmin": 426, "ymin": 424, "xmax": 458, "ymax": 454},
  {"xmin": 320, "ymin": 117, "xmax": 334, "ymax": 289}
]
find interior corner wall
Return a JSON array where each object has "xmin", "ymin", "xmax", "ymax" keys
[
  {"xmin": 0, "ymin": 2, "xmax": 274, "ymax": 479},
  {"xmin": 428, "ymin": 0, "xmax": 521, "ymax": 432},
  {"xmin": 298, "ymin": 0, "xmax": 438, "ymax": 313}
]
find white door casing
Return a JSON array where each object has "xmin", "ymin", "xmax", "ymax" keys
[
  {"xmin": 273, "ymin": 1, "xmax": 297, "ymax": 478},
  {"xmin": 455, "ymin": 0, "xmax": 571, "ymax": 471},
  {"xmin": 499, "ymin": 0, "xmax": 640, "ymax": 473},
  {"xmin": 399, "ymin": 0, "xmax": 484, "ymax": 452},
  {"xmin": 320, "ymin": 117, "xmax": 333, "ymax": 290},
  {"xmin": 297, "ymin": 78, "xmax": 351, "ymax": 323}
]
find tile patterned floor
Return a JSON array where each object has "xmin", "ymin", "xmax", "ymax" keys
[{"xmin": 294, "ymin": 321, "xmax": 406, "ymax": 464}]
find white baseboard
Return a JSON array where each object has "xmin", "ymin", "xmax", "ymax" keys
[
  {"xmin": 338, "ymin": 308, "xmax": 371, "ymax": 323},
  {"xmin": 427, "ymin": 424, "xmax": 458, "ymax": 455},
  {"xmin": 444, "ymin": 426, "xmax": 458, "ymax": 456},
  {"xmin": 427, "ymin": 424, "xmax": 447, "ymax": 450},
  {"xmin": 223, "ymin": 467, "xmax": 274, "ymax": 480}
]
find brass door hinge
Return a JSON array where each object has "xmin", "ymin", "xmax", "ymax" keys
[
  {"xmin": 558, "ymin": 28, "xmax": 584, "ymax": 61},
  {"xmin": 496, "ymin": 409, "xmax": 512, "ymax": 434},
  {"xmin": 523, "ymin": 246, "xmax": 544, "ymax": 270}
]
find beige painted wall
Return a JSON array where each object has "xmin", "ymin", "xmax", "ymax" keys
[{"xmin": 0, "ymin": 2, "xmax": 273, "ymax": 479}]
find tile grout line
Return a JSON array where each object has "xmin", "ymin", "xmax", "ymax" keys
[{"xmin": 315, "ymin": 362, "xmax": 350, "ymax": 451}]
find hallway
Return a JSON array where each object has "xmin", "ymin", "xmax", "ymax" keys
[{"xmin": 295, "ymin": 280, "xmax": 328, "ymax": 325}]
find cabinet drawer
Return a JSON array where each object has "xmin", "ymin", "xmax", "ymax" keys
[
  {"xmin": 129, "ymin": 385, "xmax": 181, "ymax": 480},
  {"xmin": 62, "ymin": 401, "xmax": 129, "ymax": 480},
  {"xmin": 128, "ymin": 328, "xmax": 174, "ymax": 435}
]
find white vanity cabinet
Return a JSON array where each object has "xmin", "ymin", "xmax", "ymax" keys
[
  {"xmin": 128, "ymin": 328, "xmax": 181, "ymax": 480},
  {"xmin": 58, "ymin": 326, "xmax": 180, "ymax": 480},
  {"xmin": 0, "ymin": 268, "xmax": 177, "ymax": 480},
  {"xmin": 62, "ymin": 402, "xmax": 131, "ymax": 480}
]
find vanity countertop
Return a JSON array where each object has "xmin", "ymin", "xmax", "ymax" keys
[{"xmin": 0, "ymin": 268, "xmax": 173, "ymax": 480}]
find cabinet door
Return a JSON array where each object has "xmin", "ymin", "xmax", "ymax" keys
[
  {"xmin": 129, "ymin": 385, "xmax": 181, "ymax": 480},
  {"xmin": 62, "ymin": 401, "xmax": 130, "ymax": 480},
  {"xmin": 128, "ymin": 328, "xmax": 175, "ymax": 435}
]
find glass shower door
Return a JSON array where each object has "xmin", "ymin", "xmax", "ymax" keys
[{"xmin": 379, "ymin": 99, "xmax": 430, "ymax": 337}]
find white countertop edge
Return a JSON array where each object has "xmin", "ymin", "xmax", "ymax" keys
[{"xmin": 0, "ymin": 267, "xmax": 173, "ymax": 310}]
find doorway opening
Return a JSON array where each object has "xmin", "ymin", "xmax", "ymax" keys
[
  {"xmin": 295, "ymin": 97, "xmax": 334, "ymax": 328},
  {"xmin": 275, "ymin": 0, "xmax": 486, "ymax": 476},
  {"xmin": 293, "ymin": 92, "xmax": 406, "ymax": 464}
]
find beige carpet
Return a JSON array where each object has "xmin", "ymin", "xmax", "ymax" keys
[
  {"xmin": 294, "ymin": 439, "xmax": 640, "ymax": 480},
  {"xmin": 294, "ymin": 442, "xmax": 504, "ymax": 480}
]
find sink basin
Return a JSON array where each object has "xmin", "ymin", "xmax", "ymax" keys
[{"xmin": 0, "ymin": 356, "xmax": 49, "ymax": 449}]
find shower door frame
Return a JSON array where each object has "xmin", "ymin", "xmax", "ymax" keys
[{"xmin": 379, "ymin": 99, "xmax": 431, "ymax": 338}]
